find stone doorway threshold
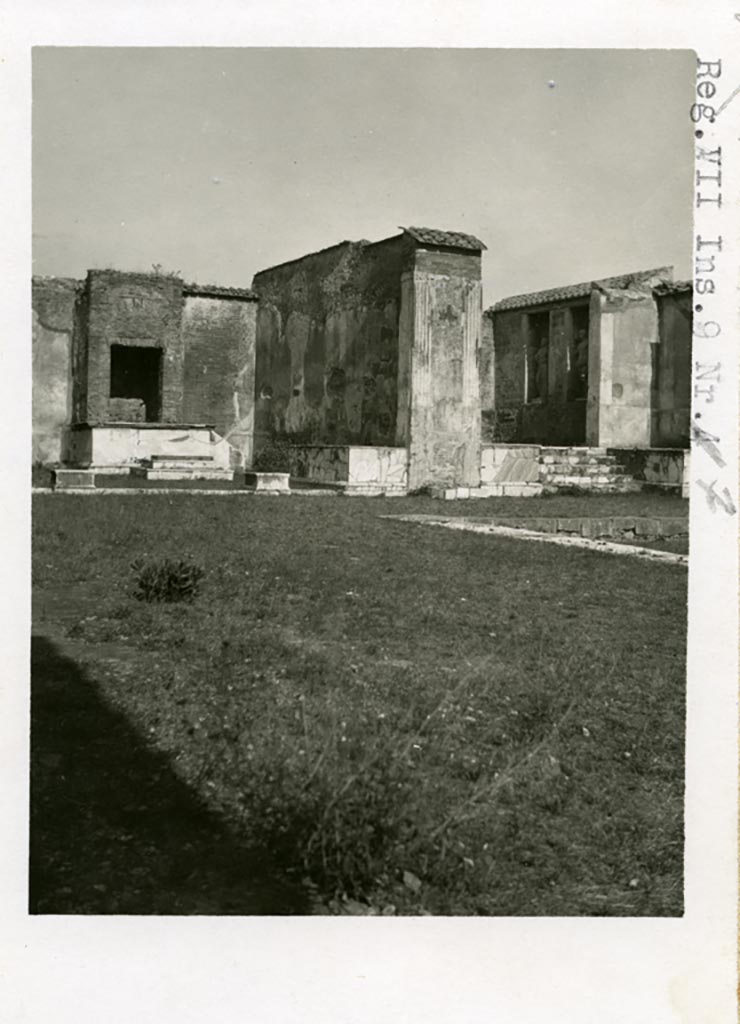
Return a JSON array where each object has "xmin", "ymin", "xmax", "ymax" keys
[{"xmin": 383, "ymin": 515, "xmax": 688, "ymax": 567}]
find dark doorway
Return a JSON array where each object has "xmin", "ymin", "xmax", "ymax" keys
[{"xmin": 110, "ymin": 345, "xmax": 162, "ymax": 421}]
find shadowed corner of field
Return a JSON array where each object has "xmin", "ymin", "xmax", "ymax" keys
[{"xmin": 29, "ymin": 635, "xmax": 310, "ymax": 916}]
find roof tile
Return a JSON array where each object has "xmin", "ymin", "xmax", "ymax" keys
[
  {"xmin": 402, "ymin": 226, "xmax": 487, "ymax": 251},
  {"xmin": 184, "ymin": 282, "xmax": 259, "ymax": 301},
  {"xmin": 489, "ymin": 267, "xmax": 675, "ymax": 312}
]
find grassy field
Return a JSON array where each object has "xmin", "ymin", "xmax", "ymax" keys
[{"xmin": 31, "ymin": 492, "xmax": 687, "ymax": 916}]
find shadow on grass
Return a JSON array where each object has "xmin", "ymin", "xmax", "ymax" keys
[{"xmin": 30, "ymin": 635, "xmax": 310, "ymax": 915}]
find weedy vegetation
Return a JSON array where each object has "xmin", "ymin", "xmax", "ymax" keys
[{"xmin": 31, "ymin": 492, "xmax": 687, "ymax": 915}]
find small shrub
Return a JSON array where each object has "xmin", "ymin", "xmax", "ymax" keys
[
  {"xmin": 252, "ymin": 441, "xmax": 293, "ymax": 474},
  {"xmin": 131, "ymin": 557, "xmax": 204, "ymax": 603}
]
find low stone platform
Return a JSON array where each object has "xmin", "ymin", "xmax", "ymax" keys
[
  {"xmin": 64, "ymin": 423, "xmax": 236, "ymax": 473},
  {"xmin": 287, "ymin": 445, "xmax": 408, "ymax": 496},
  {"xmin": 53, "ymin": 468, "xmax": 97, "ymax": 491}
]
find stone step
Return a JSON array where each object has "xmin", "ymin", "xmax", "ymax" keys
[
  {"xmin": 545, "ymin": 473, "xmax": 626, "ymax": 485},
  {"xmin": 540, "ymin": 456, "xmax": 620, "ymax": 468},
  {"xmin": 540, "ymin": 467, "xmax": 620, "ymax": 476},
  {"xmin": 150, "ymin": 454, "xmax": 215, "ymax": 464},
  {"xmin": 132, "ymin": 466, "xmax": 233, "ymax": 482},
  {"xmin": 541, "ymin": 447, "xmax": 608, "ymax": 456},
  {"xmin": 541, "ymin": 463, "xmax": 626, "ymax": 475}
]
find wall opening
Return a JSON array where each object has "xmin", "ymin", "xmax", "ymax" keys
[
  {"xmin": 568, "ymin": 304, "xmax": 589, "ymax": 400},
  {"xmin": 526, "ymin": 311, "xmax": 550, "ymax": 402},
  {"xmin": 109, "ymin": 344, "xmax": 162, "ymax": 422}
]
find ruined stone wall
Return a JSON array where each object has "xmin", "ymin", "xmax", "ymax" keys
[
  {"xmin": 32, "ymin": 277, "xmax": 80, "ymax": 464},
  {"xmin": 181, "ymin": 294, "xmax": 258, "ymax": 463},
  {"xmin": 252, "ymin": 236, "xmax": 407, "ymax": 452},
  {"xmin": 403, "ymin": 248, "xmax": 482, "ymax": 489},
  {"xmin": 652, "ymin": 292, "xmax": 691, "ymax": 447},
  {"xmin": 80, "ymin": 271, "xmax": 185, "ymax": 423}
]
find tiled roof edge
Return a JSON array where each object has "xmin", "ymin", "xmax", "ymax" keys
[
  {"xmin": 402, "ymin": 225, "xmax": 487, "ymax": 251},
  {"xmin": 184, "ymin": 283, "xmax": 259, "ymax": 301},
  {"xmin": 487, "ymin": 266, "xmax": 676, "ymax": 313}
]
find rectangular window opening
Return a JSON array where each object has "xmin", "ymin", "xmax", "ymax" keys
[{"xmin": 109, "ymin": 344, "xmax": 162, "ymax": 422}]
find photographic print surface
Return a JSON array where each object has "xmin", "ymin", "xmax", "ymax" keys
[{"xmin": 30, "ymin": 47, "xmax": 693, "ymax": 917}]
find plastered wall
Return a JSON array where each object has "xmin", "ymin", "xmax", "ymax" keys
[
  {"xmin": 32, "ymin": 278, "xmax": 79, "ymax": 463},
  {"xmin": 182, "ymin": 294, "xmax": 258, "ymax": 463},
  {"xmin": 252, "ymin": 236, "xmax": 408, "ymax": 452}
]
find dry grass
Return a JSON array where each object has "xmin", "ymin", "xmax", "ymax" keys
[{"xmin": 31, "ymin": 493, "xmax": 687, "ymax": 915}]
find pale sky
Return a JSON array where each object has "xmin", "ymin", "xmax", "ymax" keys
[{"xmin": 32, "ymin": 48, "xmax": 694, "ymax": 305}]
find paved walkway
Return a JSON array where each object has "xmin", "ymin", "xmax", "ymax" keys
[{"xmin": 384, "ymin": 515, "xmax": 688, "ymax": 566}]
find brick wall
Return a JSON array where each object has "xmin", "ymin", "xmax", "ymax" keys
[{"xmin": 82, "ymin": 271, "xmax": 185, "ymax": 423}]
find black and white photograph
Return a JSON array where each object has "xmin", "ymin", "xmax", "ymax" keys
[
  {"xmin": 30, "ymin": 46, "xmax": 694, "ymax": 918},
  {"xmin": 5, "ymin": 10, "xmax": 738, "ymax": 1022}
]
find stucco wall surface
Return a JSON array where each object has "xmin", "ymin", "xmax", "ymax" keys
[
  {"xmin": 404, "ymin": 249, "xmax": 482, "ymax": 489},
  {"xmin": 593, "ymin": 289, "xmax": 656, "ymax": 447},
  {"xmin": 32, "ymin": 277, "xmax": 79, "ymax": 463},
  {"xmin": 652, "ymin": 292, "xmax": 691, "ymax": 447},
  {"xmin": 182, "ymin": 295, "xmax": 257, "ymax": 464},
  {"xmin": 253, "ymin": 236, "xmax": 408, "ymax": 450}
]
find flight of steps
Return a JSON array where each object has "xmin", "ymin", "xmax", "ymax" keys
[
  {"xmin": 131, "ymin": 454, "xmax": 233, "ymax": 482},
  {"xmin": 538, "ymin": 447, "xmax": 639, "ymax": 493}
]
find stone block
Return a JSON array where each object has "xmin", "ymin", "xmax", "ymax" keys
[
  {"xmin": 54, "ymin": 468, "xmax": 96, "ymax": 490},
  {"xmin": 681, "ymin": 451, "xmax": 691, "ymax": 499},
  {"xmin": 108, "ymin": 397, "xmax": 146, "ymax": 422},
  {"xmin": 244, "ymin": 471, "xmax": 291, "ymax": 493},
  {"xmin": 146, "ymin": 467, "xmax": 233, "ymax": 481},
  {"xmin": 348, "ymin": 446, "xmax": 408, "ymax": 489},
  {"xmin": 501, "ymin": 483, "xmax": 542, "ymax": 497}
]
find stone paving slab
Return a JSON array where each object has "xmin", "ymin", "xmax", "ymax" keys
[{"xmin": 383, "ymin": 515, "xmax": 688, "ymax": 566}]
